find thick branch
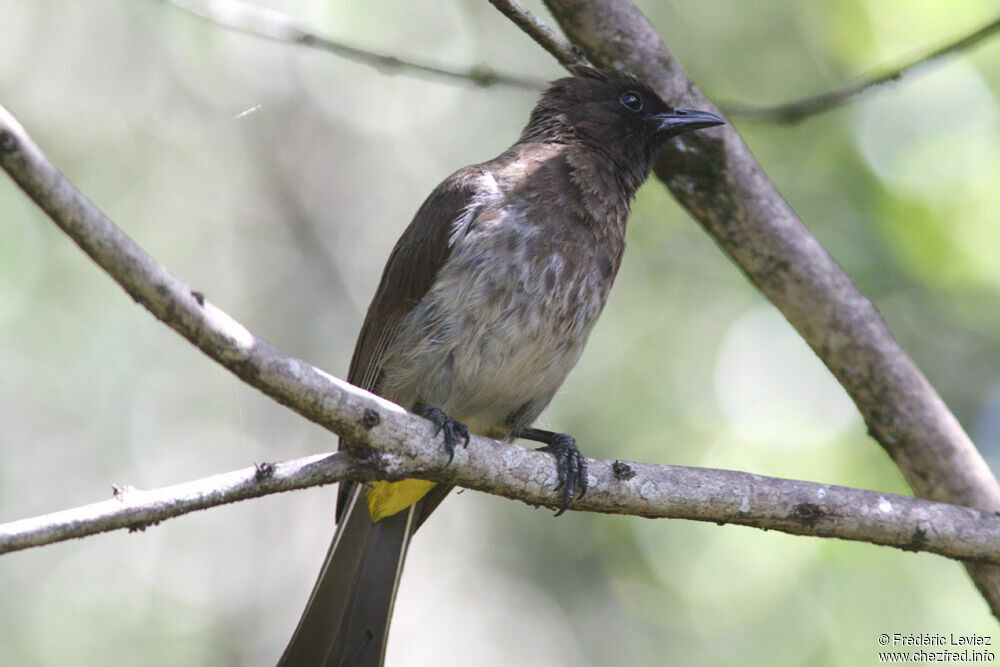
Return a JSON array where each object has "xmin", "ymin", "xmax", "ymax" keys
[
  {"xmin": 724, "ymin": 12, "xmax": 1000, "ymax": 122},
  {"xmin": 542, "ymin": 0, "xmax": 1000, "ymax": 616},
  {"xmin": 4, "ymin": 444, "xmax": 1000, "ymax": 567},
  {"xmin": 159, "ymin": 0, "xmax": 543, "ymax": 90},
  {"xmin": 0, "ymin": 101, "xmax": 409, "ymax": 471}
]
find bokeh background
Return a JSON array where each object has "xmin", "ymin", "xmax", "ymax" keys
[{"xmin": 3, "ymin": 0, "xmax": 1000, "ymax": 664}]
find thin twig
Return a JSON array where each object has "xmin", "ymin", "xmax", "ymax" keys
[
  {"xmin": 159, "ymin": 0, "xmax": 544, "ymax": 90},
  {"xmin": 2, "ymin": 101, "xmax": 999, "ymax": 568},
  {"xmin": 0, "ymin": 454, "xmax": 352, "ymax": 554},
  {"xmin": 487, "ymin": 0, "xmax": 589, "ymax": 69},
  {"xmin": 723, "ymin": 12, "xmax": 1000, "ymax": 123}
]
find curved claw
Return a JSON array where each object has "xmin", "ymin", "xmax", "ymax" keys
[
  {"xmin": 537, "ymin": 434, "xmax": 588, "ymax": 516},
  {"xmin": 413, "ymin": 402, "xmax": 470, "ymax": 465}
]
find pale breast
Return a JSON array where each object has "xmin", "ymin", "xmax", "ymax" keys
[{"xmin": 378, "ymin": 203, "xmax": 622, "ymax": 438}]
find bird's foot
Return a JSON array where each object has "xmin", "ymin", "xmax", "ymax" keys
[
  {"xmin": 516, "ymin": 427, "xmax": 587, "ymax": 516},
  {"xmin": 413, "ymin": 401, "xmax": 470, "ymax": 465}
]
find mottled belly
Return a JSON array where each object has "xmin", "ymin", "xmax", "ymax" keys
[{"xmin": 379, "ymin": 226, "xmax": 616, "ymax": 438}]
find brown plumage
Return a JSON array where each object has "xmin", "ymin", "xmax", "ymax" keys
[{"xmin": 280, "ymin": 66, "xmax": 723, "ymax": 666}]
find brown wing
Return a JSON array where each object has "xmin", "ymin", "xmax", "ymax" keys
[
  {"xmin": 337, "ymin": 166, "xmax": 486, "ymax": 516},
  {"xmin": 347, "ymin": 167, "xmax": 484, "ymax": 391}
]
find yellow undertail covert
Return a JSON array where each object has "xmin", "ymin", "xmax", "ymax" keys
[{"xmin": 365, "ymin": 479, "xmax": 437, "ymax": 522}]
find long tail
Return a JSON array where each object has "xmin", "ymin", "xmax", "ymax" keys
[{"xmin": 279, "ymin": 487, "xmax": 417, "ymax": 666}]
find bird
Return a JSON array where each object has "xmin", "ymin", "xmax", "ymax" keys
[{"xmin": 279, "ymin": 65, "xmax": 723, "ymax": 666}]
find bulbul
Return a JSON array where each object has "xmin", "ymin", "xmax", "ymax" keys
[{"xmin": 279, "ymin": 66, "xmax": 723, "ymax": 666}]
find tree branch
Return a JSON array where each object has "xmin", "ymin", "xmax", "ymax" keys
[
  {"xmin": 486, "ymin": 0, "xmax": 588, "ymax": 69},
  {"xmin": 541, "ymin": 0, "xmax": 1000, "ymax": 617},
  {"xmin": 0, "ymin": 454, "xmax": 353, "ymax": 554},
  {"xmin": 158, "ymin": 0, "xmax": 545, "ymax": 90},
  {"xmin": 5, "ymin": 442, "xmax": 1000, "ymax": 568},
  {"xmin": 2, "ymin": 99, "xmax": 998, "ymax": 572},
  {"xmin": 723, "ymin": 11, "xmax": 1000, "ymax": 122}
]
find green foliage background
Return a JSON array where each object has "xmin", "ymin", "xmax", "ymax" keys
[{"xmin": 2, "ymin": 0, "xmax": 999, "ymax": 664}]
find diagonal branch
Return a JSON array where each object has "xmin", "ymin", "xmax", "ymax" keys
[
  {"xmin": 2, "ymin": 99, "xmax": 999, "ymax": 572},
  {"xmin": 723, "ymin": 11, "xmax": 1000, "ymax": 122},
  {"xmin": 486, "ymin": 0, "xmax": 588, "ymax": 69},
  {"xmin": 540, "ymin": 0, "xmax": 1000, "ymax": 618},
  {"xmin": 159, "ymin": 0, "xmax": 544, "ymax": 90}
]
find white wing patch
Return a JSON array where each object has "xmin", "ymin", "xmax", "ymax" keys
[{"xmin": 448, "ymin": 170, "xmax": 502, "ymax": 247}]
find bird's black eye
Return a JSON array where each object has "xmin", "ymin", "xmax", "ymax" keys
[{"xmin": 619, "ymin": 90, "xmax": 643, "ymax": 112}]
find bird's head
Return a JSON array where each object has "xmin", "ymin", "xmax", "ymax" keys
[{"xmin": 521, "ymin": 65, "xmax": 723, "ymax": 172}]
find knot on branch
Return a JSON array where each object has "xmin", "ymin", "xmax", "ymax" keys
[
  {"xmin": 904, "ymin": 527, "xmax": 929, "ymax": 552},
  {"xmin": 0, "ymin": 130, "xmax": 17, "ymax": 153},
  {"xmin": 360, "ymin": 408, "xmax": 381, "ymax": 430},
  {"xmin": 790, "ymin": 502, "xmax": 825, "ymax": 528},
  {"xmin": 254, "ymin": 461, "xmax": 276, "ymax": 481},
  {"xmin": 612, "ymin": 460, "xmax": 637, "ymax": 480}
]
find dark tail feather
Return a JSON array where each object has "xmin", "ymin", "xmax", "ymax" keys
[{"xmin": 279, "ymin": 487, "xmax": 417, "ymax": 666}]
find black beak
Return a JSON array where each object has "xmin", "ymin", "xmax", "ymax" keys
[{"xmin": 652, "ymin": 108, "xmax": 725, "ymax": 137}]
